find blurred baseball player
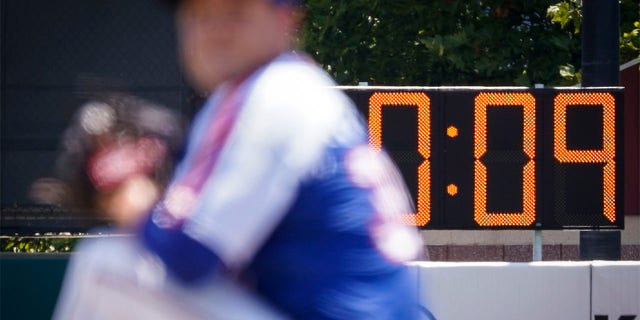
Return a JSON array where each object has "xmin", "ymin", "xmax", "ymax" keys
[
  {"xmin": 135, "ymin": 0, "xmax": 425, "ymax": 318},
  {"xmin": 48, "ymin": 0, "xmax": 426, "ymax": 318},
  {"xmin": 50, "ymin": 95, "xmax": 287, "ymax": 319},
  {"xmin": 30, "ymin": 93, "xmax": 184, "ymax": 228}
]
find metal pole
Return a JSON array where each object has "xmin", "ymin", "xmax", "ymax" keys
[
  {"xmin": 533, "ymin": 83, "xmax": 544, "ymax": 262},
  {"xmin": 581, "ymin": 0, "xmax": 620, "ymax": 86},
  {"xmin": 579, "ymin": 0, "xmax": 622, "ymax": 260},
  {"xmin": 533, "ymin": 230, "xmax": 543, "ymax": 261}
]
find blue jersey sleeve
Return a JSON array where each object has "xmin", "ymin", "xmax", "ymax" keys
[
  {"xmin": 141, "ymin": 218, "xmax": 224, "ymax": 283},
  {"xmin": 139, "ymin": 53, "xmax": 371, "ymax": 283}
]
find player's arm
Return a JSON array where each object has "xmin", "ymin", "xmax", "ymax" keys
[
  {"xmin": 141, "ymin": 218, "xmax": 224, "ymax": 283},
  {"xmin": 138, "ymin": 89, "xmax": 231, "ymax": 283},
  {"xmin": 139, "ymin": 107, "xmax": 318, "ymax": 283},
  {"xmin": 140, "ymin": 70, "xmax": 350, "ymax": 283}
]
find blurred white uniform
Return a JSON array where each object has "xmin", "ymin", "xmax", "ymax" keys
[
  {"xmin": 53, "ymin": 236, "xmax": 287, "ymax": 320},
  {"xmin": 141, "ymin": 52, "xmax": 424, "ymax": 318}
]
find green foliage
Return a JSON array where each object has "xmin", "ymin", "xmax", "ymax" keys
[
  {"xmin": 620, "ymin": 0, "xmax": 640, "ymax": 62},
  {"xmin": 301, "ymin": 0, "xmax": 580, "ymax": 86},
  {"xmin": 547, "ymin": 0, "xmax": 582, "ymax": 34},
  {"xmin": 301, "ymin": 0, "xmax": 637, "ymax": 86},
  {"xmin": 547, "ymin": 0, "xmax": 639, "ymax": 76},
  {"xmin": 1, "ymin": 237, "xmax": 79, "ymax": 253},
  {"xmin": 621, "ymin": 20, "xmax": 640, "ymax": 62}
]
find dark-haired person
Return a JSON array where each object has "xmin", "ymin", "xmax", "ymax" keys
[{"xmin": 31, "ymin": 94, "xmax": 184, "ymax": 228}]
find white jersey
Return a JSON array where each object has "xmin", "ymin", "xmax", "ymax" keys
[
  {"xmin": 142, "ymin": 52, "xmax": 423, "ymax": 318},
  {"xmin": 53, "ymin": 236, "xmax": 288, "ymax": 320}
]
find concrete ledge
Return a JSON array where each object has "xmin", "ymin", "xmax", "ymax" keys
[
  {"xmin": 422, "ymin": 216, "xmax": 639, "ymax": 246},
  {"xmin": 425, "ymin": 244, "xmax": 640, "ymax": 261}
]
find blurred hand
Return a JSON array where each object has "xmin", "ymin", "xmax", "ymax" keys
[{"xmin": 96, "ymin": 174, "xmax": 160, "ymax": 228}]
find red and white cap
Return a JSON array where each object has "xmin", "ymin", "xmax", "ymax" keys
[{"xmin": 87, "ymin": 137, "xmax": 168, "ymax": 191}]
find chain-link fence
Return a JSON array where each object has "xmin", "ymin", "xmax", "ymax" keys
[{"xmin": 1, "ymin": 0, "xmax": 200, "ymax": 235}]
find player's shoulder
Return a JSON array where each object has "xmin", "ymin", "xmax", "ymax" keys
[
  {"xmin": 249, "ymin": 52, "xmax": 346, "ymax": 107},
  {"xmin": 243, "ymin": 52, "xmax": 359, "ymax": 132},
  {"xmin": 262, "ymin": 52, "xmax": 334, "ymax": 86},
  {"xmin": 236, "ymin": 52, "xmax": 367, "ymax": 161}
]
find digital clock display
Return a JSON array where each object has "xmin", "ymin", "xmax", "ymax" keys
[{"xmin": 343, "ymin": 87, "xmax": 624, "ymax": 229}]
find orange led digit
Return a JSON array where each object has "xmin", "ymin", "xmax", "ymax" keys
[
  {"xmin": 554, "ymin": 92, "xmax": 616, "ymax": 222},
  {"xmin": 474, "ymin": 92, "xmax": 536, "ymax": 227},
  {"xmin": 369, "ymin": 92, "xmax": 430, "ymax": 226}
]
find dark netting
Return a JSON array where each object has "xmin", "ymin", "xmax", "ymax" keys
[{"xmin": 1, "ymin": 0, "xmax": 200, "ymax": 235}]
